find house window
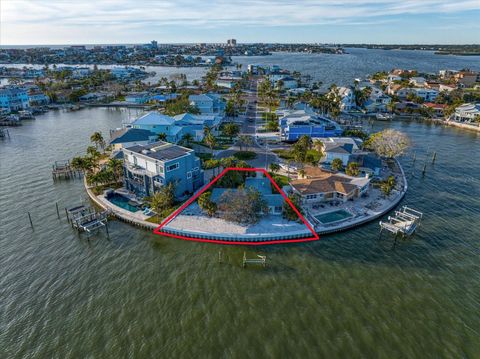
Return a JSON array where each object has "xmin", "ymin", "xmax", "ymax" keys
[
  {"xmin": 187, "ymin": 171, "xmax": 192, "ymax": 179},
  {"xmin": 193, "ymin": 167, "xmax": 199, "ymax": 172},
  {"xmin": 306, "ymin": 194, "xmax": 317, "ymax": 200},
  {"xmin": 166, "ymin": 163, "xmax": 179, "ymax": 171},
  {"xmin": 275, "ymin": 206, "xmax": 282, "ymax": 212}
]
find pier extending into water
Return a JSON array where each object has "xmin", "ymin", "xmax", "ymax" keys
[{"xmin": 52, "ymin": 160, "xmax": 81, "ymax": 180}]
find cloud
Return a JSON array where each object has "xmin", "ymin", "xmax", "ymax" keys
[
  {"xmin": 1, "ymin": 0, "xmax": 479, "ymax": 44},
  {"xmin": 3, "ymin": 0, "xmax": 480, "ymax": 27}
]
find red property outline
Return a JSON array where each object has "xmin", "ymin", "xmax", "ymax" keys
[{"xmin": 153, "ymin": 168, "xmax": 320, "ymax": 245}]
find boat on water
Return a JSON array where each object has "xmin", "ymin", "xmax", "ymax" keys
[
  {"xmin": 18, "ymin": 110, "xmax": 35, "ymax": 119},
  {"xmin": 376, "ymin": 113, "xmax": 394, "ymax": 121}
]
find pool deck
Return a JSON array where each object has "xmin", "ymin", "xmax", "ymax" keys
[
  {"xmin": 84, "ymin": 180, "xmax": 158, "ymax": 230},
  {"xmin": 306, "ymin": 158, "xmax": 407, "ymax": 235}
]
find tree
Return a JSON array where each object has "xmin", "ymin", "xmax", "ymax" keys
[
  {"xmin": 345, "ymin": 162, "xmax": 360, "ymax": 177},
  {"xmin": 237, "ymin": 135, "xmax": 253, "ymax": 151},
  {"xmin": 366, "ymin": 129, "xmax": 410, "ymax": 158},
  {"xmin": 313, "ymin": 139, "xmax": 324, "ymax": 159},
  {"xmin": 107, "ymin": 158, "xmax": 124, "ymax": 181},
  {"xmin": 380, "ymin": 176, "xmax": 396, "ymax": 196},
  {"xmin": 180, "ymin": 133, "xmax": 194, "ymax": 147},
  {"xmin": 225, "ymin": 100, "xmax": 236, "ymax": 117},
  {"xmin": 197, "ymin": 192, "xmax": 217, "ymax": 217},
  {"xmin": 150, "ymin": 182, "xmax": 175, "ymax": 219},
  {"xmin": 331, "ymin": 158, "xmax": 343, "ymax": 171},
  {"xmin": 90, "ymin": 132, "xmax": 105, "ymax": 151},
  {"xmin": 282, "ymin": 193, "xmax": 302, "ymax": 221},
  {"xmin": 217, "ymin": 187, "xmax": 268, "ymax": 225},
  {"xmin": 157, "ymin": 133, "xmax": 168, "ymax": 141},
  {"xmin": 204, "ymin": 132, "xmax": 217, "ymax": 153},
  {"xmin": 269, "ymin": 163, "xmax": 280, "ymax": 173},
  {"xmin": 222, "ymin": 122, "xmax": 240, "ymax": 142}
]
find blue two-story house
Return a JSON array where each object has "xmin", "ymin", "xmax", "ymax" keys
[
  {"xmin": 122, "ymin": 141, "xmax": 204, "ymax": 199},
  {"xmin": 278, "ymin": 108, "xmax": 342, "ymax": 142},
  {"xmin": 188, "ymin": 93, "xmax": 225, "ymax": 115}
]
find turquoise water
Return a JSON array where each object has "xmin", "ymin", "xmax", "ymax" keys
[
  {"xmin": 108, "ymin": 193, "xmax": 140, "ymax": 212},
  {"xmin": 315, "ymin": 209, "xmax": 353, "ymax": 224}
]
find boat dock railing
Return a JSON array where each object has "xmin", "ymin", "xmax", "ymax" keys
[
  {"xmin": 242, "ymin": 252, "xmax": 267, "ymax": 268},
  {"xmin": 379, "ymin": 205, "xmax": 423, "ymax": 238}
]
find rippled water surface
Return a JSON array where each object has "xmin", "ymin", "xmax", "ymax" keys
[{"xmin": 2, "ymin": 51, "xmax": 480, "ymax": 357}]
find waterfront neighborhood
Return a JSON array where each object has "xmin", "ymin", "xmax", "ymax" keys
[{"xmin": 2, "ymin": 49, "xmax": 480, "ymax": 242}]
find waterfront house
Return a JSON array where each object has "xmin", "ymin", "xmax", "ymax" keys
[
  {"xmin": 122, "ymin": 141, "xmax": 203, "ymax": 199},
  {"xmin": 423, "ymin": 103, "xmax": 447, "ymax": 117},
  {"xmin": 290, "ymin": 169, "xmax": 370, "ymax": 204},
  {"xmin": 189, "ymin": 93, "xmax": 225, "ymax": 115},
  {"xmin": 409, "ymin": 77, "xmax": 427, "ymax": 87},
  {"xmin": 338, "ymin": 87, "xmax": 356, "ymax": 111},
  {"xmin": 454, "ymin": 103, "xmax": 480, "ymax": 122},
  {"xmin": 0, "ymin": 87, "xmax": 30, "ymax": 112},
  {"xmin": 27, "ymin": 91, "xmax": 49, "ymax": 106},
  {"xmin": 325, "ymin": 144, "xmax": 356, "ymax": 166},
  {"xmin": 125, "ymin": 92, "xmax": 150, "ymax": 104},
  {"xmin": 454, "ymin": 71, "xmax": 479, "ymax": 88},
  {"xmin": 360, "ymin": 86, "xmax": 391, "ymax": 112},
  {"xmin": 109, "ymin": 128, "xmax": 157, "ymax": 151},
  {"xmin": 397, "ymin": 88, "xmax": 438, "ymax": 102},
  {"xmin": 130, "ymin": 112, "xmax": 183, "ymax": 143},
  {"xmin": 277, "ymin": 107, "xmax": 342, "ymax": 141}
]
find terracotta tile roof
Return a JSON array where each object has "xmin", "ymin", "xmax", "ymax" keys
[{"xmin": 291, "ymin": 175, "xmax": 357, "ymax": 195}]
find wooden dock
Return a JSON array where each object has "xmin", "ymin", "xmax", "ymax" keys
[
  {"xmin": 242, "ymin": 252, "xmax": 267, "ymax": 268},
  {"xmin": 52, "ymin": 160, "xmax": 81, "ymax": 180}
]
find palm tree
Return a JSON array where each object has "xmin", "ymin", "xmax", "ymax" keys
[
  {"xmin": 181, "ymin": 133, "xmax": 194, "ymax": 147},
  {"xmin": 269, "ymin": 163, "xmax": 280, "ymax": 173},
  {"xmin": 313, "ymin": 139, "xmax": 324, "ymax": 160},
  {"xmin": 157, "ymin": 133, "xmax": 168, "ymax": 141},
  {"xmin": 204, "ymin": 132, "xmax": 217, "ymax": 153},
  {"xmin": 90, "ymin": 132, "xmax": 105, "ymax": 151},
  {"xmin": 107, "ymin": 158, "xmax": 124, "ymax": 181},
  {"xmin": 238, "ymin": 135, "xmax": 252, "ymax": 151}
]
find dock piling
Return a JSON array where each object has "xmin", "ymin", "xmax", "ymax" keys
[
  {"xmin": 55, "ymin": 202, "xmax": 60, "ymax": 219},
  {"xmin": 28, "ymin": 212, "xmax": 34, "ymax": 229},
  {"xmin": 431, "ymin": 151, "xmax": 437, "ymax": 164}
]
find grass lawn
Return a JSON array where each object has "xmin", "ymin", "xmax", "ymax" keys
[
  {"xmin": 273, "ymin": 149, "xmax": 294, "ymax": 160},
  {"xmin": 272, "ymin": 149, "xmax": 321, "ymax": 163},
  {"xmin": 233, "ymin": 151, "xmax": 257, "ymax": 160},
  {"xmin": 269, "ymin": 173, "xmax": 290, "ymax": 188}
]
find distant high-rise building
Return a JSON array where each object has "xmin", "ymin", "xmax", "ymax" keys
[{"xmin": 227, "ymin": 39, "xmax": 237, "ymax": 47}]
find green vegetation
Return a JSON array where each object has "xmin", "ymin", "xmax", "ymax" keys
[
  {"xmin": 221, "ymin": 122, "xmax": 240, "ymax": 141},
  {"xmin": 164, "ymin": 93, "xmax": 200, "ymax": 116},
  {"xmin": 342, "ymin": 129, "xmax": 369, "ymax": 141},
  {"xmin": 217, "ymin": 188, "xmax": 268, "ymax": 225},
  {"xmin": 331, "ymin": 158, "xmax": 343, "ymax": 171},
  {"xmin": 345, "ymin": 162, "xmax": 360, "ymax": 177},
  {"xmin": 150, "ymin": 182, "xmax": 176, "ymax": 222},
  {"xmin": 380, "ymin": 176, "xmax": 396, "ymax": 196},
  {"xmin": 282, "ymin": 193, "xmax": 303, "ymax": 221},
  {"xmin": 198, "ymin": 191, "xmax": 217, "ymax": 217},
  {"xmin": 233, "ymin": 151, "xmax": 257, "ymax": 160}
]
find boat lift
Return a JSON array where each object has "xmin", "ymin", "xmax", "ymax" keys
[
  {"xmin": 66, "ymin": 205, "xmax": 111, "ymax": 239},
  {"xmin": 379, "ymin": 206, "xmax": 423, "ymax": 239}
]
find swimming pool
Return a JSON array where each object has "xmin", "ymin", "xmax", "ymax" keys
[
  {"xmin": 108, "ymin": 194, "xmax": 140, "ymax": 213},
  {"xmin": 315, "ymin": 209, "xmax": 353, "ymax": 224}
]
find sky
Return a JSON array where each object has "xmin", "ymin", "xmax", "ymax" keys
[{"xmin": 1, "ymin": 0, "xmax": 480, "ymax": 45}]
